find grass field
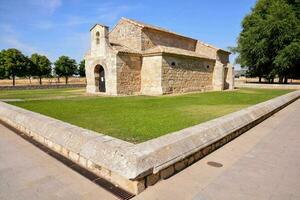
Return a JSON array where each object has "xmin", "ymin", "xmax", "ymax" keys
[
  {"xmin": 0, "ymin": 88, "xmax": 293, "ymax": 143},
  {"xmin": 0, "ymin": 88, "xmax": 85, "ymax": 100}
]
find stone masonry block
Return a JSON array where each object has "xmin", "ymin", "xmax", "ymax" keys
[
  {"xmin": 146, "ymin": 173, "xmax": 160, "ymax": 186},
  {"xmin": 188, "ymin": 156, "xmax": 195, "ymax": 166},
  {"xmin": 69, "ymin": 151, "xmax": 79, "ymax": 162},
  {"xmin": 174, "ymin": 159, "xmax": 188, "ymax": 172},
  {"xmin": 194, "ymin": 151, "xmax": 204, "ymax": 161},
  {"xmin": 160, "ymin": 165, "xmax": 175, "ymax": 179}
]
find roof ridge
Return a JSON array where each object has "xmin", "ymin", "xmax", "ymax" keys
[
  {"xmin": 120, "ymin": 17, "xmax": 230, "ymax": 54},
  {"xmin": 121, "ymin": 17, "xmax": 197, "ymax": 41}
]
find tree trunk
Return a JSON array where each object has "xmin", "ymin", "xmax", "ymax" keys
[
  {"xmin": 39, "ymin": 77, "xmax": 42, "ymax": 85},
  {"xmin": 65, "ymin": 76, "xmax": 68, "ymax": 84},
  {"xmin": 12, "ymin": 75, "xmax": 15, "ymax": 86},
  {"xmin": 57, "ymin": 77, "xmax": 60, "ymax": 83},
  {"xmin": 279, "ymin": 77, "xmax": 283, "ymax": 83},
  {"xmin": 259, "ymin": 77, "xmax": 262, "ymax": 83},
  {"xmin": 284, "ymin": 76, "xmax": 288, "ymax": 84}
]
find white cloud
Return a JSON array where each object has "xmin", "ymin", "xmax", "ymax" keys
[
  {"xmin": 0, "ymin": 36, "xmax": 37, "ymax": 54},
  {"xmin": 0, "ymin": 24, "xmax": 46, "ymax": 56},
  {"xmin": 96, "ymin": 4, "xmax": 138, "ymax": 23},
  {"xmin": 0, "ymin": 1, "xmax": 140, "ymax": 62},
  {"xmin": 62, "ymin": 4, "xmax": 139, "ymax": 27},
  {"xmin": 31, "ymin": 20, "xmax": 55, "ymax": 30},
  {"xmin": 31, "ymin": 3, "xmax": 139, "ymax": 30},
  {"xmin": 29, "ymin": 0, "xmax": 62, "ymax": 14}
]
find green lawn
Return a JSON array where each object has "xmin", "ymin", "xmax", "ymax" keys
[
  {"xmin": 1, "ymin": 88, "xmax": 293, "ymax": 143},
  {"xmin": 0, "ymin": 88, "xmax": 85, "ymax": 100}
]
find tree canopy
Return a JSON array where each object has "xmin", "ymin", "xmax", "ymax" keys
[
  {"xmin": 30, "ymin": 53, "xmax": 52, "ymax": 84},
  {"xmin": 54, "ymin": 56, "xmax": 77, "ymax": 84},
  {"xmin": 78, "ymin": 60, "xmax": 86, "ymax": 77},
  {"xmin": 234, "ymin": 0, "xmax": 300, "ymax": 83},
  {"xmin": 0, "ymin": 48, "xmax": 80, "ymax": 85},
  {"xmin": 0, "ymin": 48, "xmax": 30, "ymax": 85},
  {"xmin": 0, "ymin": 51, "xmax": 6, "ymax": 79}
]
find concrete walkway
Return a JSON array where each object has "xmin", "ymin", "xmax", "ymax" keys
[
  {"xmin": 1, "ymin": 99, "xmax": 300, "ymax": 200},
  {"xmin": 0, "ymin": 124, "xmax": 117, "ymax": 200},
  {"xmin": 135, "ymin": 99, "xmax": 300, "ymax": 200}
]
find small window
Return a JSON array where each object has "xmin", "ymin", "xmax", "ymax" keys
[
  {"xmin": 96, "ymin": 31, "xmax": 100, "ymax": 37},
  {"xmin": 207, "ymin": 65, "xmax": 210, "ymax": 69},
  {"xmin": 171, "ymin": 62, "xmax": 176, "ymax": 67}
]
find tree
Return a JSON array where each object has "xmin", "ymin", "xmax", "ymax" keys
[
  {"xmin": 274, "ymin": 40, "xmax": 300, "ymax": 82},
  {"xmin": 0, "ymin": 50, "xmax": 7, "ymax": 79},
  {"xmin": 21, "ymin": 57, "xmax": 35, "ymax": 84},
  {"xmin": 78, "ymin": 60, "xmax": 86, "ymax": 77},
  {"xmin": 54, "ymin": 56, "xmax": 77, "ymax": 84},
  {"xmin": 30, "ymin": 53, "xmax": 52, "ymax": 85},
  {"xmin": 0, "ymin": 49, "xmax": 29, "ymax": 86},
  {"xmin": 234, "ymin": 0, "xmax": 300, "ymax": 83}
]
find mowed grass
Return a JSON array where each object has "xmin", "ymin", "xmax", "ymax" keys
[
  {"xmin": 0, "ymin": 88, "xmax": 85, "ymax": 100},
  {"xmin": 2, "ymin": 88, "xmax": 293, "ymax": 143}
]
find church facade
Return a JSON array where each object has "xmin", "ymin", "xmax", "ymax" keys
[{"xmin": 84, "ymin": 18, "xmax": 234, "ymax": 95}]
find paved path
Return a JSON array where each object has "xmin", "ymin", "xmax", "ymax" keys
[
  {"xmin": 135, "ymin": 99, "xmax": 300, "ymax": 200},
  {"xmin": 0, "ymin": 124, "xmax": 117, "ymax": 200},
  {"xmin": 1, "ymin": 99, "xmax": 300, "ymax": 200}
]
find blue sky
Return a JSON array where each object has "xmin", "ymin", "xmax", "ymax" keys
[{"xmin": 0, "ymin": 0, "xmax": 256, "ymax": 67}]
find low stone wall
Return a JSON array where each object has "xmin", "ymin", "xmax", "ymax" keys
[
  {"xmin": 0, "ymin": 84, "xmax": 86, "ymax": 90},
  {"xmin": 0, "ymin": 90, "xmax": 299, "ymax": 195},
  {"xmin": 235, "ymin": 82, "xmax": 300, "ymax": 90}
]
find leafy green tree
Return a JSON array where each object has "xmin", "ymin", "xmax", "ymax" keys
[
  {"xmin": 30, "ymin": 53, "xmax": 52, "ymax": 85},
  {"xmin": 0, "ymin": 50, "xmax": 7, "ymax": 79},
  {"xmin": 23, "ymin": 57, "xmax": 34, "ymax": 84},
  {"xmin": 274, "ymin": 41, "xmax": 300, "ymax": 82},
  {"xmin": 78, "ymin": 60, "xmax": 85, "ymax": 77},
  {"xmin": 54, "ymin": 56, "xmax": 77, "ymax": 84},
  {"xmin": 234, "ymin": 0, "xmax": 300, "ymax": 83},
  {"xmin": 0, "ymin": 66, "xmax": 5, "ymax": 79},
  {"xmin": 0, "ymin": 48, "xmax": 29, "ymax": 86}
]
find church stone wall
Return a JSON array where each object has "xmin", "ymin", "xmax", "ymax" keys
[
  {"xmin": 141, "ymin": 56, "xmax": 163, "ymax": 95},
  {"xmin": 161, "ymin": 55, "xmax": 215, "ymax": 94},
  {"xmin": 86, "ymin": 19, "xmax": 233, "ymax": 96},
  {"xmin": 85, "ymin": 55, "xmax": 118, "ymax": 95},
  {"xmin": 109, "ymin": 20, "xmax": 142, "ymax": 51},
  {"xmin": 195, "ymin": 41, "xmax": 217, "ymax": 59},
  {"xmin": 217, "ymin": 51, "xmax": 230, "ymax": 64},
  {"xmin": 225, "ymin": 63, "xmax": 234, "ymax": 90},
  {"xmin": 116, "ymin": 54, "xmax": 142, "ymax": 95},
  {"xmin": 142, "ymin": 29, "xmax": 197, "ymax": 51}
]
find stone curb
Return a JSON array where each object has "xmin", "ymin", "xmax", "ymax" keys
[
  {"xmin": 0, "ymin": 90, "xmax": 299, "ymax": 194},
  {"xmin": 0, "ymin": 84, "xmax": 86, "ymax": 90},
  {"xmin": 235, "ymin": 83, "xmax": 300, "ymax": 90}
]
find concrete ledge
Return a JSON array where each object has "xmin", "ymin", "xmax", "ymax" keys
[
  {"xmin": 0, "ymin": 84, "xmax": 86, "ymax": 90},
  {"xmin": 235, "ymin": 82, "xmax": 300, "ymax": 90},
  {"xmin": 0, "ymin": 90, "xmax": 299, "ymax": 194}
]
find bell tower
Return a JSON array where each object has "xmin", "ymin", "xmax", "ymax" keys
[{"xmin": 90, "ymin": 24, "xmax": 109, "ymax": 57}]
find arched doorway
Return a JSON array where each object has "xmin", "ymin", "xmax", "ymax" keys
[{"xmin": 95, "ymin": 65, "xmax": 106, "ymax": 92}]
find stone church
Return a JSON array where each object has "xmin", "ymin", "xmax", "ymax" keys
[{"xmin": 85, "ymin": 17, "xmax": 234, "ymax": 95}]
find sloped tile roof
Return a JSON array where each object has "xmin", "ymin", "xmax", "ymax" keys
[{"xmin": 110, "ymin": 43, "xmax": 141, "ymax": 55}]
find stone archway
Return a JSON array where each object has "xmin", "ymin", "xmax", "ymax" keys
[{"xmin": 94, "ymin": 65, "xmax": 106, "ymax": 92}]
